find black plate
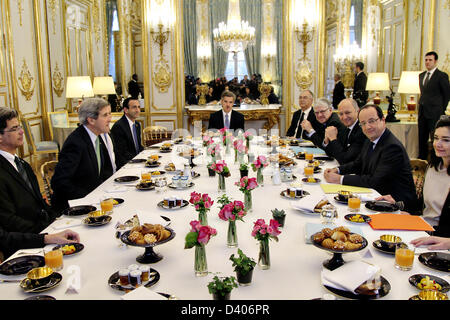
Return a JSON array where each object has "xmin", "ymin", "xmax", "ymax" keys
[
  {"xmin": 365, "ymin": 201, "xmax": 399, "ymax": 212},
  {"xmin": 159, "ymin": 148, "xmax": 172, "ymax": 153},
  {"xmin": 24, "ymin": 295, "xmax": 56, "ymax": 300},
  {"xmin": 108, "ymin": 268, "xmax": 160, "ymax": 292},
  {"xmin": 302, "ymin": 177, "xmax": 321, "ymax": 184},
  {"xmin": 136, "ymin": 183, "xmax": 155, "ymax": 191},
  {"xmin": 372, "ymin": 240, "xmax": 407, "ymax": 254},
  {"xmin": 168, "ymin": 182, "xmax": 194, "ymax": 189},
  {"xmin": 419, "ymin": 252, "xmax": 450, "ymax": 272},
  {"xmin": 314, "ymin": 156, "xmax": 335, "ymax": 161},
  {"xmin": 409, "ymin": 274, "xmax": 450, "ymax": 292},
  {"xmin": 114, "ymin": 176, "xmax": 139, "ymax": 183},
  {"xmin": 120, "ymin": 228, "xmax": 176, "ymax": 248},
  {"xmin": 344, "ymin": 214, "xmax": 372, "ymax": 224},
  {"xmin": 314, "ymin": 167, "xmax": 322, "ymax": 173},
  {"xmin": 295, "ymin": 152, "xmax": 306, "ymax": 160},
  {"xmin": 145, "ymin": 161, "xmax": 161, "ymax": 168},
  {"xmin": 83, "ymin": 215, "xmax": 112, "ymax": 226},
  {"xmin": 20, "ymin": 272, "xmax": 62, "ymax": 293},
  {"xmin": 334, "ymin": 195, "xmax": 348, "ymax": 204},
  {"xmin": 53, "ymin": 243, "xmax": 84, "ymax": 256},
  {"xmin": 323, "ymin": 275, "xmax": 391, "ymax": 300},
  {"xmin": 149, "ymin": 170, "xmax": 165, "ymax": 176},
  {"xmin": 0, "ymin": 255, "xmax": 45, "ymax": 276},
  {"xmin": 280, "ymin": 190, "xmax": 310, "ymax": 199},
  {"xmin": 113, "ymin": 198, "xmax": 124, "ymax": 205},
  {"xmin": 157, "ymin": 200, "xmax": 189, "ymax": 210},
  {"xmin": 308, "ymin": 160, "xmax": 325, "ymax": 166},
  {"xmin": 128, "ymin": 159, "xmax": 147, "ymax": 164},
  {"xmin": 61, "ymin": 205, "xmax": 97, "ymax": 216}
]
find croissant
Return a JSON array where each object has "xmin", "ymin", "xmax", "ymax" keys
[{"xmin": 344, "ymin": 241, "xmax": 362, "ymax": 250}]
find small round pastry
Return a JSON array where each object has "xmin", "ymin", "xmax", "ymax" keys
[
  {"xmin": 128, "ymin": 230, "xmax": 142, "ymax": 242},
  {"xmin": 348, "ymin": 233, "xmax": 364, "ymax": 244},
  {"xmin": 322, "ymin": 228, "xmax": 334, "ymax": 238},
  {"xmin": 321, "ymin": 238, "xmax": 334, "ymax": 249},
  {"xmin": 144, "ymin": 233, "xmax": 157, "ymax": 244},
  {"xmin": 313, "ymin": 232, "xmax": 325, "ymax": 244},
  {"xmin": 331, "ymin": 231, "xmax": 347, "ymax": 242},
  {"xmin": 332, "ymin": 240, "xmax": 346, "ymax": 250}
]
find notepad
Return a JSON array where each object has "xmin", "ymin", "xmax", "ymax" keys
[
  {"xmin": 290, "ymin": 146, "xmax": 326, "ymax": 155},
  {"xmin": 368, "ymin": 213, "xmax": 435, "ymax": 232},
  {"xmin": 320, "ymin": 184, "xmax": 373, "ymax": 194}
]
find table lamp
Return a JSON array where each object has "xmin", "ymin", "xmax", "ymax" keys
[
  {"xmin": 93, "ymin": 76, "xmax": 116, "ymax": 100},
  {"xmin": 365, "ymin": 73, "xmax": 390, "ymax": 105},
  {"xmin": 66, "ymin": 76, "xmax": 94, "ymax": 112},
  {"xmin": 397, "ymin": 71, "xmax": 421, "ymax": 122}
]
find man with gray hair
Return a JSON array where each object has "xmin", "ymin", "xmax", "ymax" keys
[
  {"xmin": 301, "ymin": 97, "xmax": 347, "ymax": 149},
  {"xmin": 323, "ymin": 98, "xmax": 368, "ymax": 164},
  {"xmin": 51, "ymin": 98, "xmax": 116, "ymax": 211}
]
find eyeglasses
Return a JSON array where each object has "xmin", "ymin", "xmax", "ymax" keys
[
  {"xmin": 314, "ymin": 109, "xmax": 330, "ymax": 116},
  {"xmin": 2, "ymin": 125, "xmax": 23, "ymax": 133},
  {"xmin": 359, "ymin": 118, "xmax": 380, "ymax": 127},
  {"xmin": 299, "ymin": 96, "xmax": 312, "ymax": 100}
]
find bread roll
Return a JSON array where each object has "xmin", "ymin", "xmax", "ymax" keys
[
  {"xmin": 334, "ymin": 226, "xmax": 351, "ymax": 235},
  {"xmin": 322, "ymin": 228, "xmax": 333, "ymax": 238},
  {"xmin": 344, "ymin": 241, "xmax": 362, "ymax": 251},
  {"xmin": 321, "ymin": 238, "xmax": 334, "ymax": 249},
  {"xmin": 331, "ymin": 231, "xmax": 347, "ymax": 242},
  {"xmin": 313, "ymin": 232, "xmax": 325, "ymax": 244},
  {"xmin": 348, "ymin": 233, "xmax": 363, "ymax": 244},
  {"xmin": 333, "ymin": 240, "xmax": 346, "ymax": 250}
]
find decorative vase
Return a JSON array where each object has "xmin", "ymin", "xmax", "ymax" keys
[
  {"xmin": 212, "ymin": 292, "xmax": 231, "ymax": 300},
  {"xmin": 257, "ymin": 168, "xmax": 264, "ymax": 186},
  {"xmin": 194, "ymin": 244, "xmax": 208, "ymax": 277},
  {"xmin": 236, "ymin": 268, "xmax": 253, "ymax": 286},
  {"xmin": 240, "ymin": 169, "xmax": 248, "ymax": 179},
  {"xmin": 246, "ymin": 137, "xmax": 250, "ymax": 150},
  {"xmin": 225, "ymin": 141, "xmax": 231, "ymax": 155},
  {"xmin": 198, "ymin": 210, "xmax": 208, "ymax": 226},
  {"xmin": 244, "ymin": 191, "xmax": 252, "ymax": 212},
  {"xmin": 218, "ymin": 174, "xmax": 226, "ymax": 192},
  {"xmin": 227, "ymin": 220, "xmax": 238, "ymax": 248},
  {"xmin": 258, "ymin": 238, "xmax": 270, "ymax": 270},
  {"xmin": 238, "ymin": 153, "xmax": 245, "ymax": 165}
]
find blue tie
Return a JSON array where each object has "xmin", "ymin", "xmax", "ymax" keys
[
  {"xmin": 224, "ymin": 114, "xmax": 230, "ymax": 129},
  {"xmin": 132, "ymin": 123, "xmax": 139, "ymax": 153}
]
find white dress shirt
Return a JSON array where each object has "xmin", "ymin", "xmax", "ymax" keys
[
  {"xmin": 423, "ymin": 67, "xmax": 437, "ymax": 85},
  {"xmin": 83, "ymin": 125, "xmax": 116, "ymax": 173},
  {"xmin": 0, "ymin": 150, "xmax": 19, "ymax": 171}
]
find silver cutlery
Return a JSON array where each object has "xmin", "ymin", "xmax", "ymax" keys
[{"xmin": 0, "ymin": 279, "xmax": 22, "ymax": 283}]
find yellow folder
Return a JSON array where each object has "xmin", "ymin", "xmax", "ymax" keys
[{"xmin": 320, "ymin": 184, "xmax": 373, "ymax": 194}]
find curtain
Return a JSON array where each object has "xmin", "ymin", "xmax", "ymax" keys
[
  {"xmin": 105, "ymin": 1, "xmax": 117, "ymax": 76},
  {"xmin": 352, "ymin": 0, "xmax": 363, "ymax": 46},
  {"xmin": 209, "ymin": 0, "xmax": 229, "ymax": 78},
  {"xmin": 183, "ymin": 0, "xmax": 198, "ymax": 77},
  {"xmin": 239, "ymin": 0, "xmax": 262, "ymax": 77},
  {"xmin": 274, "ymin": 0, "xmax": 283, "ymax": 99}
]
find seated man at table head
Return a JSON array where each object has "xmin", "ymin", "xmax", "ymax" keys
[
  {"xmin": 300, "ymin": 97, "xmax": 347, "ymax": 149},
  {"xmin": 323, "ymin": 98, "xmax": 368, "ymax": 164},
  {"xmin": 207, "ymin": 90, "xmax": 245, "ymax": 132},
  {"xmin": 110, "ymin": 97, "xmax": 144, "ymax": 169},
  {"xmin": 0, "ymin": 107, "xmax": 80, "ymax": 259},
  {"xmin": 285, "ymin": 90, "xmax": 321, "ymax": 139},
  {"xmin": 324, "ymin": 104, "xmax": 416, "ymax": 206},
  {"xmin": 51, "ymin": 98, "xmax": 116, "ymax": 212}
]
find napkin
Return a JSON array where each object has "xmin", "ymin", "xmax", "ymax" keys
[
  {"xmin": 320, "ymin": 184, "xmax": 373, "ymax": 194},
  {"xmin": 121, "ymin": 286, "xmax": 166, "ymax": 300},
  {"xmin": 290, "ymin": 193, "xmax": 327, "ymax": 213},
  {"xmin": 368, "ymin": 214, "xmax": 435, "ymax": 232},
  {"xmin": 104, "ymin": 186, "xmax": 129, "ymax": 193},
  {"xmin": 51, "ymin": 218, "xmax": 82, "ymax": 230},
  {"xmin": 321, "ymin": 261, "xmax": 381, "ymax": 293},
  {"xmin": 68, "ymin": 195, "xmax": 100, "ymax": 207}
]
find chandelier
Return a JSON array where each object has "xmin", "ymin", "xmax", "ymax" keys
[
  {"xmin": 333, "ymin": 42, "xmax": 365, "ymax": 88},
  {"xmin": 213, "ymin": 0, "xmax": 255, "ymax": 53}
]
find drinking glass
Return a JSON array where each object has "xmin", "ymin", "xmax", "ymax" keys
[
  {"xmin": 395, "ymin": 243, "xmax": 415, "ymax": 271},
  {"xmin": 141, "ymin": 170, "xmax": 152, "ymax": 181},
  {"xmin": 348, "ymin": 194, "xmax": 361, "ymax": 213},
  {"xmin": 305, "ymin": 153, "xmax": 313, "ymax": 161},
  {"xmin": 44, "ymin": 247, "xmax": 63, "ymax": 271},
  {"xmin": 304, "ymin": 164, "xmax": 314, "ymax": 177},
  {"xmin": 100, "ymin": 196, "xmax": 114, "ymax": 215},
  {"xmin": 320, "ymin": 204, "xmax": 338, "ymax": 224}
]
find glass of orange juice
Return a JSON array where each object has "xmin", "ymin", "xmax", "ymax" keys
[
  {"xmin": 304, "ymin": 165, "xmax": 314, "ymax": 177},
  {"xmin": 348, "ymin": 195, "xmax": 361, "ymax": 213},
  {"xmin": 100, "ymin": 196, "xmax": 114, "ymax": 215},
  {"xmin": 305, "ymin": 153, "xmax": 313, "ymax": 161},
  {"xmin": 395, "ymin": 243, "xmax": 415, "ymax": 271},
  {"xmin": 44, "ymin": 247, "xmax": 63, "ymax": 271},
  {"xmin": 141, "ymin": 171, "xmax": 152, "ymax": 181}
]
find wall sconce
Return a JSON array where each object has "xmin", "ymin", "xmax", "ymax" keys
[
  {"xmin": 398, "ymin": 71, "xmax": 421, "ymax": 121},
  {"xmin": 66, "ymin": 76, "xmax": 94, "ymax": 112},
  {"xmin": 197, "ymin": 44, "xmax": 211, "ymax": 73},
  {"xmin": 262, "ymin": 42, "xmax": 276, "ymax": 69}
]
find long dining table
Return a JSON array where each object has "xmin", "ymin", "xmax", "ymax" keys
[{"xmin": 0, "ymin": 136, "xmax": 448, "ymax": 302}]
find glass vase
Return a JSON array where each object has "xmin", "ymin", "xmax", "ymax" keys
[
  {"xmin": 258, "ymin": 238, "xmax": 270, "ymax": 270},
  {"xmin": 225, "ymin": 141, "xmax": 231, "ymax": 155},
  {"xmin": 257, "ymin": 168, "xmax": 264, "ymax": 186},
  {"xmin": 227, "ymin": 220, "xmax": 238, "ymax": 248},
  {"xmin": 244, "ymin": 191, "xmax": 252, "ymax": 212},
  {"xmin": 194, "ymin": 244, "xmax": 208, "ymax": 277},
  {"xmin": 218, "ymin": 174, "xmax": 226, "ymax": 192},
  {"xmin": 198, "ymin": 210, "xmax": 208, "ymax": 226}
]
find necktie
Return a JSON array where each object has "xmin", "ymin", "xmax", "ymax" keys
[
  {"xmin": 295, "ymin": 111, "xmax": 305, "ymax": 138},
  {"xmin": 423, "ymin": 72, "xmax": 430, "ymax": 86},
  {"xmin": 224, "ymin": 114, "xmax": 230, "ymax": 129},
  {"xmin": 132, "ymin": 123, "xmax": 139, "ymax": 153},
  {"xmin": 343, "ymin": 128, "xmax": 351, "ymax": 147},
  {"xmin": 367, "ymin": 142, "xmax": 375, "ymax": 157},
  {"xmin": 95, "ymin": 136, "xmax": 101, "ymax": 173},
  {"xmin": 14, "ymin": 156, "xmax": 34, "ymax": 193}
]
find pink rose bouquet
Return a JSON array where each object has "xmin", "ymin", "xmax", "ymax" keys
[
  {"xmin": 235, "ymin": 176, "xmax": 258, "ymax": 193},
  {"xmin": 189, "ymin": 192, "xmax": 214, "ymax": 225},
  {"xmin": 233, "ymin": 139, "xmax": 248, "ymax": 154},
  {"xmin": 251, "ymin": 219, "xmax": 281, "ymax": 242},
  {"xmin": 251, "ymin": 155, "xmax": 269, "ymax": 171},
  {"xmin": 208, "ymin": 160, "xmax": 231, "ymax": 177},
  {"xmin": 185, "ymin": 220, "xmax": 217, "ymax": 249},
  {"xmin": 218, "ymin": 200, "xmax": 247, "ymax": 222}
]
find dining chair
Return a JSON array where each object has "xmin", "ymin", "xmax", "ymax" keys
[
  {"xmin": 20, "ymin": 117, "xmax": 59, "ymax": 173},
  {"xmin": 47, "ymin": 110, "xmax": 69, "ymax": 141},
  {"xmin": 410, "ymin": 158, "xmax": 428, "ymax": 198},
  {"xmin": 40, "ymin": 160, "xmax": 58, "ymax": 205},
  {"xmin": 143, "ymin": 126, "xmax": 169, "ymax": 146}
]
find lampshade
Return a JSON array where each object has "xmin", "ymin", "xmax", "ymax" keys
[
  {"xmin": 93, "ymin": 76, "xmax": 116, "ymax": 95},
  {"xmin": 397, "ymin": 71, "xmax": 421, "ymax": 94},
  {"xmin": 365, "ymin": 73, "xmax": 390, "ymax": 91},
  {"xmin": 66, "ymin": 76, "xmax": 94, "ymax": 98}
]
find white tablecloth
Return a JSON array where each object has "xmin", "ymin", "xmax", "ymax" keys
[{"xmin": 1, "ymin": 138, "xmax": 446, "ymax": 300}]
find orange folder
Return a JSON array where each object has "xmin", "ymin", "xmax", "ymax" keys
[{"xmin": 368, "ymin": 214, "xmax": 435, "ymax": 232}]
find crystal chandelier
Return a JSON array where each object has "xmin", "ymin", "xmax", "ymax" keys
[
  {"xmin": 333, "ymin": 42, "xmax": 365, "ymax": 88},
  {"xmin": 213, "ymin": 0, "xmax": 255, "ymax": 53}
]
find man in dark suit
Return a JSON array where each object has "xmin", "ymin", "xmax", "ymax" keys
[
  {"xmin": 300, "ymin": 98, "xmax": 347, "ymax": 149},
  {"xmin": 286, "ymin": 90, "xmax": 322, "ymax": 139},
  {"xmin": 208, "ymin": 90, "xmax": 245, "ymax": 132},
  {"xmin": 111, "ymin": 97, "xmax": 144, "ymax": 169},
  {"xmin": 51, "ymin": 98, "xmax": 116, "ymax": 211},
  {"xmin": 323, "ymin": 98, "xmax": 368, "ymax": 164},
  {"xmin": 353, "ymin": 62, "xmax": 368, "ymax": 108},
  {"xmin": 324, "ymin": 104, "xmax": 416, "ymax": 205},
  {"xmin": 418, "ymin": 51, "xmax": 450, "ymax": 160},
  {"xmin": 332, "ymin": 74, "xmax": 346, "ymax": 109},
  {"xmin": 0, "ymin": 107, "xmax": 79, "ymax": 259},
  {"xmin": 128, "ymin": 74, "xmax": 142, "ymax": 99}
]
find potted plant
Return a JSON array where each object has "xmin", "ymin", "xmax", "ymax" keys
[
  {"xmin": 217, "ymin": 194, "xmax": 232, "ymax": 210},
  {"xmin": 207, "ymin": 275, "xmax": 238, "ymax": 300},
  {"xmin": 271, "ymin": 208, "xmax": 286, "ymax": 227},
  {"xmin": 239, "ymin": 163, "xmax": 249, "ymax": 178},
  {"xmin": 229, "ymin": 249, "xmax": 256, "ymax": 286}
]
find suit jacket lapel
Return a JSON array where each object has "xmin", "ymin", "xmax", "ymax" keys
[
  {"xmin": 120, "ymin": 116, "xmax": 134, "ymax": 148},
  {"xmin": 79, "ymin": 126, "xmax": 101, "ymax": 176}
]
